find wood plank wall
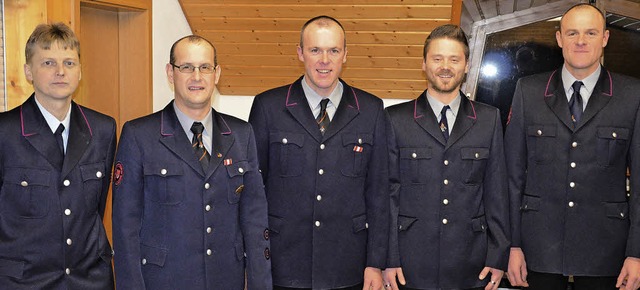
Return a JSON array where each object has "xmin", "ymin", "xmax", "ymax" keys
[{"xmin": 179, "ymin": 0, "xmax": 456, "ymax": 100}]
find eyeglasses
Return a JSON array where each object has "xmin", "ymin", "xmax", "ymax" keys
[{"xmin": 170, "ymin": 63, "xmax": 216, "ymax": 74}]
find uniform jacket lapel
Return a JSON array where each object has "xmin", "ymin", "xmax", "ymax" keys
[
  {"xmin": 544, "ymin": 70, "xmax": 575, "ymax": 130},
  {"xmin": 284, "ymin": 77, "xmax": 324, "ymax": 143},
  {"xmin": 446, "ymin": 93, "xmax": 477, "ymax": 149},
  {"xmin": 413, "ymin": 90, "xmax": 447, "ymax": 146},
  {"xmin": 159, "ymin": 103, "xmax": 206, "ymax": 176},
  {"xmin": 61, "ymin": 102, "xmax": 92, "ymax": 178},
  {"xmin": 205, "ymin": 110, "xmax": 234, "ymax": 179},
  {"xmin": 20, "ymin": 95, "xmax": 64, "ymax": 170},
  {"xmin": 578, "ymin": 68, "xmax": 613, "ymax": 130},
  {"xmin": 322, "ymin": 79, "xmax": 360, "ymax": 141}
]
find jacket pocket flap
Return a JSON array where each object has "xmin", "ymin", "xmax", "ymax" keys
[
  {"xmin": 226, "ymin": 160, "xmax": 251, "ymax": 178},
  {"xmin": 342, "ymin": 133, "xmax": 374, "ymax": 146},
  {"xmin": 461, "ymin": 147, "xmax": 490, "ymax": 160},
  {"xmin": 141, "ymin": 244, "xmax": 168, "ymax": 267},
  {"xmin": 80, "ymin": 162, "xmax": 106, "ymax": 181},
  {"xmin": 4, "ymin": 167, "xmax": 50, "ymax": 186},
  {"xmin": 527, "ymin": 125, "xmax": 556, "ymax": 137},
  {"xmin": 398, "ymin": 215, "xmax": 418, "ymax": 232},
  {"xmin": 597, "ymin": 127, "xmax": 630, "ymax": 140},
  {"xmin": 0, "ymin": 258, "xmax": 24, "ymax": 279},
  {"xmin": 143, "ymin": 162, "xmax": 183, "ymax": 176},
  {"xmin": 605, "ymin": 202, "xmax": 628, "ymax": 220},
  {"xmin": 399, "ymin": 147, "xmax": 432, "ymax": 160},
  {"xmin": 270, "ymin": 132, "xmax": 305, "ymax": 147},
  {"xmin": 352, "ymin": 214, "xmax": 368, "ymax": 233},
  {"xmin": 268, "ymin": 215, "xmax": 283, "ymax": 234},
  {"xmin": 521, "ymin": 195, "xmax": 541, "ymax": 211},
  {"xmin": 471, "ymin": 215, "xmax": 487, "ymax": 232}
]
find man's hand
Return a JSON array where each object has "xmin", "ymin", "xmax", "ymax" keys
[
  {"xmin": 617, "ymin": 257, "xmax": 640, "ymax": 290},
  {"xmin": 507, "ymin": 247, "xmax": 529, "ymax": 287},
  {"xmin": 479, "ymin": 267, "xmax": 504, "ymax": 290},
  {"xmin": 383, "ymin": 267, "xmax": 406, "ymax": 290},
  {"xmin": 363, "ymin": 267, "xmax": 384, "ymax": 290}
]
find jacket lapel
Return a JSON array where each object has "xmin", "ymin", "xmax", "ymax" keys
[
  {"xmin": 577, "ymin": 68, "xmax": 612, "ymax": 130},
  {"xmin": 413, "ymin": 91, "xmax": 447, "ymax": 146},
  {"xmin": 159, "ymin": 103, "xmax": 206, "ymax": 176},
  {"xmin": 61, "ymin": 102, "xmax": 92, "ymax": 178},
  {"xmin": 446, "ymin": 93, "xmax": 477, "ymax": 150},
  {"xmin": 544, "ymin": 69, "xmax": 575, "ymax": 131},
  {"xmin": 20, "ymin": 95, "xmax": 64, "ymax": 170},
  {"xmin": 322, "ymin": 80, "xmax": 360, "ymax": 141},
  {"xmin": 284, "ymin": 77, "xmax": 324, "ymax": 143},
  {"xmin": 205, "ymin": 110, "xmax": 234, "ymax": 179}
]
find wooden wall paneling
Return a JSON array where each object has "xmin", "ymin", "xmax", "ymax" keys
[
  {"xmin": 185, "ymin": 0, "xmax": 453, "ymax": 4},
  {"xmin": 451, "ymin": 0, "xmax": 463, "ymax": 24}
]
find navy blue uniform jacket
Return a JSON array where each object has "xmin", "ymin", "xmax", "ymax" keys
[
  {"xmin": 249, "ymin": 77, "xmax": 390, "ymax": 289},
  {"xmin": 505, "ymin": 67, "xmax": 640, "ymax": 276},
  {"xmin": 112, "ymin": 102, "xmax": 272, "ymax": 289},
  {"xmin": 0, "ymin": 95, "xmax": 116, "ymax": 289},
  {"xmin": 386, "ymin": 92, "xmax": 510, "ymax": 289}
]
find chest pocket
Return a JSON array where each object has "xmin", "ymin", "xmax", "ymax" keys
[
  {"xmin": 0, "ymin": 168, "xmax": 51, "ymax": 218},
  {"xmin": 596, "ymin": 127, "xmax": 629, "ymax": 167},
  {"xmin": 461, "ymin": 147, "xmax": 489, "ymax": 185},
  {"xmin": 270, "ymin": 132, "xmax": 305, "ymax": 177},
  {"xmin": 341, "ymin": 133, "xmax": 373, "ymax": 177},
  {"xmin": 80, "ymin": 162, "xmax": 106, "ymax": 210},
  {"xmin": 527, "ymin": 125, "xmax": 556, "ymax": 164},
  {"xmin": 399, "ymin": 147, "xmax": 432, "ymax": 184},
  {"xmin": 143, "ymin": 162, "xmax": 184, "ymax": 205},
  {"xmin": 225, "ymin": 160, "xmax": 250, "ymax": 204}
]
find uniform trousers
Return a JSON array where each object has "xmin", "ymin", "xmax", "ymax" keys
[
  {"xmin": 274, "ymin": 283, "xmax": 364, "ymax": 290},
  {"xmin": 527, "ymin": 270, "xmax": 617, "ymax": 290}
]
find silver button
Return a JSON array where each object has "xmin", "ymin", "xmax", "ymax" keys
[
  {"xmin": 64, "ymin": 209, "xmax": 71, "ymax": 216},
  {"xmin": 320, "ymin": 144, "xmax": 325, "ymax": 150},
  {"xmin": 66, "ymin": 238, "xmax": 72, "ymax": 245},
  {"xmin": 570, "ymin": 182, "xmax": 575, "ymax": 188},
  {"xmin": 96, "ymin": 171, "xmax": 103, "ymax": 178},
  {"xmin": 443, "ymin": 179, "xmax": 449, "ymax": 185},
  {"xmin": 442, "ymin": 218, "xmax": 448, "ymax": 225},
  {"xmin": 475, "ymin": 153, "xmax": 480, "ymax": 159},
  {"xmin": 160, "ymin": 169, "xmax": 167, "ymax": 175},
  {"xmin": 443, "ymin": 199, "xmax": 449, "ymax": 205},
  {"xmin": 570, "ymin": 162, "xmax": 576, "ymax": 168},
  {"xmin": 621, "ymin": 212, "xmax": 625, "ymax": 218},
  {"xmin": 238, "ymin": 168, "xmax": 244, "ymax": 174},
  {"xmin": 65, "ymin": 268, "xmax": 71, "ymax": 275},
  {"xmin": 568, "ymin": 201, "xmax": 575, "ymax": 207},
  {"xmin": 141, "ymin": 258, "xmax": 147, "ymax": 265},
  {"xmin": 612, "ymin": 132, "xmax": 617, "ymax": 138},
  {"xmin": 63, "ymin": 180, "xmax": 71, "ymax": 187},
  {"xmin": 537, "ymin": 130, "xmax": 542, "ymax": 136},
  {"xmin": 207, "ymin": 227, "xmax": 212, "ymax": 233},
  {"xmin": 282, "ymin": 138, "xmax": 288, "ymax": 144},
  {"xmin": 318, "ymin": 169, "xmax": 324, "ymax": 175},
  {"xmin": 358, "ymin": 138, "xmax": 363, "ymax": 144},
  {"xmin": 206, "ymin": 249, "xmax": 212, "ymax": 256},
  {"xmin": 316, "ymin": 195, "xmax": 322, "ymax": 201},
  {"xmin": 204, "ymin": 183, "xmax": 210, "ymax": 189},
  {"xmin": 444, "ymin": 160, "xmax": 449, "ymax": 166},
  {"xmin": 205, "ymin": 205, "xmax": 211, "ymax": 211},
  {"xmin": 20, "ymin": 181, "xmax": 28, "ymax": 187},
  {"xmin": 315, "ymin": 221, "xmax": 321, "ymax": 227},
  {"xmin": 572, "ymin": 142, "xmax": 578, "ymax": 148},
  {"xmin": 365, "ymin": 223, "xmax": 369, "ymax": 229},
  {"xmin": 411, "ymin": 152, "xmax": 417, "ymax": 159}
]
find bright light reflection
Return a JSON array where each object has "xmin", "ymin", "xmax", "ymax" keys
[{"xmin": 481, "ymin": 63, "xmax": 498, "ymax": 78}]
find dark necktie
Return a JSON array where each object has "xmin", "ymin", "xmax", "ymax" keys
[
  {"xmin": 439, "ymin": 105, "xmax": 450, "ymax": 142},
  {"xmin": 54, "ymin": 124, "xmax": 65, "ymax": 156},
  {"xmin": 316, "ymin": 99, "xmax": 330, "ymax": 135},
  {"xmin": 569, "ymin": 81, "xmax": 584, "ymax": 125},
  {"xmin": 190, "ymin": 122, "xmax": 210, "ymax": 170}
]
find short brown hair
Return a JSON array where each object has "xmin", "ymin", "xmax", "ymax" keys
[
  {"xmin": 25, "ymin": 22, "xmax": 80, "ymax": 64},
  {"xmin": 169, "ymin": 35, "xmax": 217, "ymax": 67},
  {"xmin": 299, "ymin": 15, "xmax": 346, "ymax": 48},
  {"xmin": 423, "ymin": 24, "xmax": 469, "ymax": 60}
]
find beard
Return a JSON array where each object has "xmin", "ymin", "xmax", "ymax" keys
[{"xmin": 427, "ymin": 69, "xmax": 465, "ymax": 94}]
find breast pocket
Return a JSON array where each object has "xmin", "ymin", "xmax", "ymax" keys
[
  {"xmin": 270, "ymin": 132, "xmax": 305, "ymax": 177},
  {"xmin": 0, "ymin": 168, "xmax": 51, "ymax": 218},
  {"xmin": 341, "ymin": 133, "xmax": 373, "ymax": 177},
  {"xmin": 596, "ymin": 127, "xmax": 629, "ymax": 167},
  {"xmin": 399, "ymin": 147, "xmax": 432, "ymax": 184},
  {"xmin": 80, "ymin": 162, "xmax": 106, "ymax": 209},
  {"xmin": 225, "ymin": 160, "xmax": 250, "ymax": 204},
  {"xmin": 461, "ymin": 147, "xmax": 489, "ymax": 185},
  {"xmin": 527, "ymin": 124, "xmax": 557, "ymax": 164},
  {"xmin": 143, "ymin": 162, "xmax": 184, "ymax": 205}
]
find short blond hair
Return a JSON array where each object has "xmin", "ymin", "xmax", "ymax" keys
[{"xmin": 25, "ymin": 22, "xmax": 80, "ymax": 64}]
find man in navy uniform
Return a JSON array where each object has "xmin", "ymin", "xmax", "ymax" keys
[
  {"xmin": 383, "ymin": 24, "xmax": 510, "ymax": 290},
  {"xmin": 0, "ymin": 23, "xmax": 116, "ymax": 289},
  {"xmin": 112, "ymin": 35, "xmax": 272, "ymax": 289},
  {"xmin": 249, "ymin": 16, "xmax": 389, "ymax": 290},
  {"xmin": 505, "ymin": 4, "xmax": 640, "ymax": 290}
]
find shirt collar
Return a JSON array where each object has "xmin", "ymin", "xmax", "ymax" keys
[
  {"xmin": 562, "ymin": 64, "xmax": 601, "ymax": 98},
  {"xmin": 34, "ymin": 96, "xmax": 71, "ymax": 134},
  {"xmin": 426, "ymin": 90, "xmax": 462, "ymax": 118},
  {"xmin": 173, "ymin": 101, "xmax": 213, "ymax": 139},
  {"xmin": 301, "ymin": 76, "xmax": 343, "ymax": 110}
]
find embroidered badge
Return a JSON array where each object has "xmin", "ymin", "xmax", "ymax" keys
[
  {"xmin": 224, "ymin": 158, "xmax": 233, "ymax": 166},
  {"xmin": 113, "ymin": 162, "xmax": 124, "ymax": 186},
  {"xmin": 353, "ymin": 145, "xmax": 363, "ymax": 153}
]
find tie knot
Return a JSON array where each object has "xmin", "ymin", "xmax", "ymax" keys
[
  {"xmin": 55, "ymin": 124, "xmax": 65, "ymax": 135},
  {"xmin": 441, "ymin": 105, "xmax": 450, "ymax": 117},
  {"xmin": 572, "ymin": 81, "xmax": 583, "ymax": 93},
  {"xmin": 190, "ymin": 122, "xmax": 205, "ymax": 135},
  {"xmin": 319, "ymin": 99, "xmax": 330, "ymax": 111}
]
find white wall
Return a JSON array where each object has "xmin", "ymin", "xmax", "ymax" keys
[{"xmin": 152, "ymin": 0, "xmax": 410, "ymax": 121}]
